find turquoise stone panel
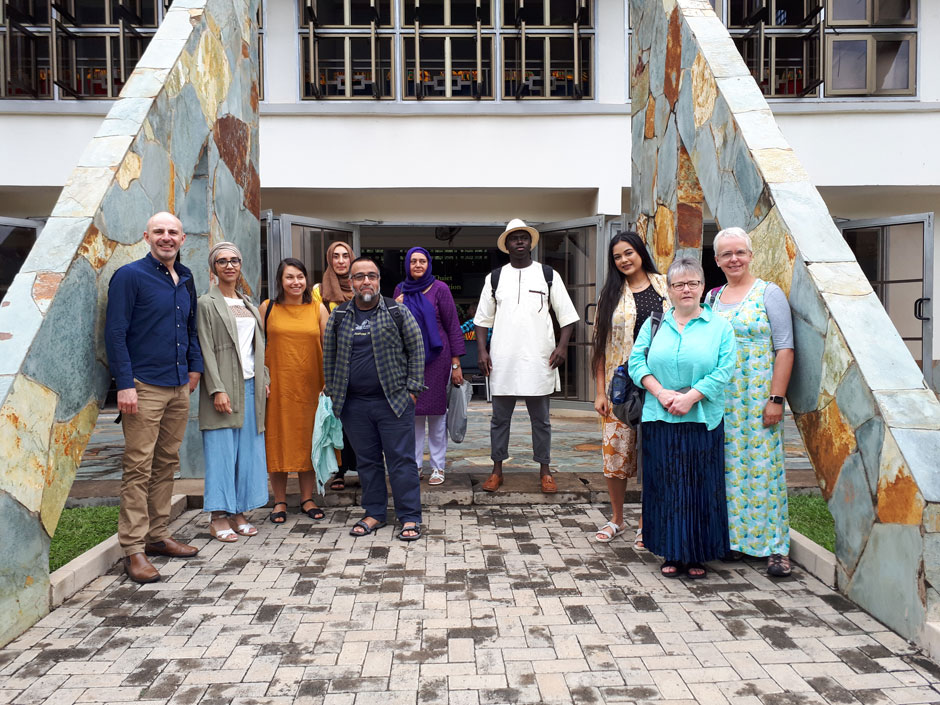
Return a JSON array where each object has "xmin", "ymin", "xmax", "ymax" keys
[
  {"xmin": 656, "ymin": 118, "xmax": 678, "ymax": 208},
  {"xmin": 146, "ymin": 93, "xmax": 172, "ymax": 147},
  {"xmin": 768, "ymin": 182, "xmax": 855, "ymax": 263},
  {"xmin": 179, "ymin": 175, "xmax": 210, "ymax": 236},
  {"xmin": 648, "ymin": 9, "xmax": 668, "ymax": 97},
  {"xmin": 892, "ymin": 429, "xmax": 940, "ymax": 503},
  {"xmin": 676, "ymin": 71, "xmax": 695, "ymax": 150},
  {"xmin": 181, "ymin": 233, "xmax": 210, "ymax": 296},
  {"xmin": 630, "ymin": 0, "xmax": 654, "ymax": 52},
  {"xmin": 733, "ymin": 140, "xmax": 764, "ymax": 217},
  {"xmin": 924, "ymin": 535, "xmax": 940, "ymax": 599},
  {"xmin": 829, "ymin": 452, "xmax": 875, "ymax": 576},
  {"xmin": 680, "ymin": 20, "xmax": 697, "ymax": 70},
  {"xmin": 788, "ymin": 315, "xmax": 825, "ymax": 414},
  {"xmin": 690, "ymin": 127, "xmax": 721, "ymax": 205},
  {"xmin": 716, "ymin": 172, "xmax": 747, "ymax": 229},
  {"xmin": 824, "ymin": 292, "xmax": 926, "ymax": 392},
  {"xmin": 96, "ymin": 180, "xmax": 154, "ymax": 245},
  {"xmin": 179, "ymin": 416, "xmax": 205, "ymax": 479},
  {"xmin": 23, "ymin": 259, "xmax": 98, "ymax": 422},
  {"xmin": 654, "ymin": 90, "xmax": 671, "ymax": 138},
  {"xmin": 20, "ymin": 218, "xmax": 92, "ymax": 274},
  {"xmin": 847, "ymin": 524, "xmax": 924, "ymax": 641},
  {"xmin": 0, "ymin": 491, "xmax": 51, "ymax": 648},
  {"xmin": 835, "ymin": 364, "xmax": 876, "ymax": 429},
  {"xmin": 136, "ymin": 138, "xmax": 173, "ymax": 212},
  {"xmin": 855, "ymin": 416, "xmax": 883, "ymax": 496},
  {"xmin": 171, "ymin": 84, "xmax": 212, "ymax": 189},
  {"xmin": 0, "ymin": 274, "xmax": 43, "ymax": 376},
  {"xmin": 788, "ymin": 257, "xmax": 829, "ymax": 334}
]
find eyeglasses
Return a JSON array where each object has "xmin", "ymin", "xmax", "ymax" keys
[
  {"xmin": 717, "ymin": 249, "xmax": 750, "ymax": 261},
  {"xmin": 215, "ymin": 257, "xmax": 241, "ymax": 268},
  {"xmin": 351, "ymin": 272, "xmax": 380, "ymax": 282},
  {"xmin": 669, "ymin": 280, "xmax": 702, "ymax": 291}
]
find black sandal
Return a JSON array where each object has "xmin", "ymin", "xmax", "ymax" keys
[
  {"xmin": 269, "ymin": 501, "xmax": 288, "ymax": 524},
  {"xmin": 767, "ymin": 553, "xmax": 792, "ymax": 577},
  {"xmin": 660, "ymin": 560, "xmax": 685, "ymax": 578},
  {"xmin": 349, "ymin": 518, "xmax": 387, "ymax": 536},
  {"xmin": 329, "ymin": 475, "xmax": 346, "ymax": 491},
  {"xmin": 300, "ymin": 498, "xmax": 325, "ymax": 521},
  {"xmin": 687, "ymin": 562, "xmax": 707, "ymax": 579},
  {"xmin": 398, "ymin": 522, "xmax": 421, "ymax": 542}
]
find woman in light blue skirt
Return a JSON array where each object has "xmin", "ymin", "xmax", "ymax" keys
[{"xmin": 197, "ymin": 242, "xmax": 270, "ymax": 542}]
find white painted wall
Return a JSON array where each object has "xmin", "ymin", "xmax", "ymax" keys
[{"xmin": 0, "ymin": 115, "xmax": 101, "ymax": 187}]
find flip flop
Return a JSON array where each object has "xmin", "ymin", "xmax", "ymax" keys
[
  {"xmin": 349, "ymin": 518, "xmax": 387, "ymax": 537},
  {"xmin": 595, "ymin": 521, "xmax": 626, "ymax": 543}
]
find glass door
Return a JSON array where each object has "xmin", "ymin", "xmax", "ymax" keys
[
  {"xmin": 839, "ymin": 212, "xmax": 934, "ymax": 389},
  {"xmin": 0, "ymin": 216, "xmax": 43, "ymax": 302},
  {"xmin": 276, "ymin": 214, "xmax": 359, "ymax": 295},
  {"xmin": 537, "ymin": 216, "xmax": 604, "ymax": 404}
]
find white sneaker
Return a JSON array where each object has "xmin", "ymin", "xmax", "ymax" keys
[{"xmin": 428, "ymin": 468, "xmax": 445, "ymax": 485}]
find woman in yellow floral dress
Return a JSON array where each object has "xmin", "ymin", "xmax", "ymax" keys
[
  {"xmin": 591, "ymin": 231, "xmax": 668, "ymax": 544},
  {"xmin": 707, "ymin": 227, "xmax": 795, "ymax": 577}
]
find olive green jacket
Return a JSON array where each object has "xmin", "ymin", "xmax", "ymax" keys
[{"xmin": 197, "ymin": 285, "xmax": 269, "ymax": 431}]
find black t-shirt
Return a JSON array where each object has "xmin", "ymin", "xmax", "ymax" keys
[
  {"xmin": 347, "ymin": 305, "xmax": 384, "ymax": 398},
  {"xmin": 633, "ymin": 285, "xmax": 664, "ymax": 340}
]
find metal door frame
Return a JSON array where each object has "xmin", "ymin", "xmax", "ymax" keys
[
  {"xmin": 536, "ymin": 215, "xmax": 605, "ymax": 409},
  {"xmin": 277, "ymin": 214, "xmax": 361, "ymax": 259},
  {"xmin": 838, "ymin": 212, "xmax": 934, "ymax": 389}
]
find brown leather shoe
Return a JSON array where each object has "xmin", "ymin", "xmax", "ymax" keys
[
  {"xmin": 540, "ymin": 474, "xmax": 557, "ymax": 494},
  {"xmin": 124, "ymin": 553, "xmax": 160, "ymax": 583},
  {"xmin": 481, "ymin": 473, "xmax": 502, "ymax": 492},
  {"xmin": 144, "ymin": 537, "xmax": 199, "ymax": 558}
]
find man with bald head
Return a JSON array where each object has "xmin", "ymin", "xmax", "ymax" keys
[{"xmin": 106, "ymin": 212, "xmax": 204, "ymax": 583}]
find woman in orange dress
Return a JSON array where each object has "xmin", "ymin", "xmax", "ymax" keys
[{"xmin": 259, "ymin": 258, "xmax": 330, "ymax": 523}]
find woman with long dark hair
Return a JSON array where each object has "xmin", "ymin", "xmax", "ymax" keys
[
  {"xmin": 259, "ymin": 258, "xmax": 330, "ymax": 524},
  {"xmin": 590, "ymin": 232, "xmax": 668, "ymax": 544}
]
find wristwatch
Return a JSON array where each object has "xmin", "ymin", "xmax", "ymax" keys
[
  {"xmin": 451, "ymin": 363, "xmax": 460, "ymax": 370},
  {"xmin": 768, "ymin": 395, "xmax": 784, "ymax": 404}
]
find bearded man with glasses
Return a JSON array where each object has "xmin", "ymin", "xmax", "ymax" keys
[{"xmin": 323, "ymin": 257, "xmax": 427, "ymax": 541}]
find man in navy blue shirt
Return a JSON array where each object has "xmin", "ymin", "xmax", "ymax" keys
[{"xmin": 105, "ymin": 212, "xmax": 204, "ymax": 583}]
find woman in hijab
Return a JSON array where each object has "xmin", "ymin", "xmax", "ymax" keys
[
  {"xmin": 312, "ymin": 241, "xmax": 358, "ymax": 491},
  {"xmin": 394, "ymin": 247, "xmax": 465, "ymax": 485}
]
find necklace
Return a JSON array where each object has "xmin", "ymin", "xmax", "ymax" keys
[{"xmin": 627, "ymin": 276, "xmax": 650, "ymax": 292}]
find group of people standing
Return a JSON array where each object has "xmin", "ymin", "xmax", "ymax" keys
[
  {"xmin": 106, "ymin": 211, "xmax": 793, "ymax": 585},
  {"xmin": 591, "ymin": 227, "xmax": 794, "ymax": 579}
]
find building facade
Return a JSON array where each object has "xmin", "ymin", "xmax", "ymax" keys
[{"xmin": 1, "ymin": 0, "xmax": 938, "ymax": 402}]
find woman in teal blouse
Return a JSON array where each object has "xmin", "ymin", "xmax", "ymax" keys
[{"xmin": 629, "ymin": 257, "xmax": 737, "ymax": 579}]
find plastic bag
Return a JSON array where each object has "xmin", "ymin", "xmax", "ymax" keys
[{"xmin": 446, "ymin": 382, "xmax": 472, "ymax": 443}]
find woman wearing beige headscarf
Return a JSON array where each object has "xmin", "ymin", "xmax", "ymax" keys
[{"xmin": 312, "ymin": 240, "xmax": 359, "ymax": 490}]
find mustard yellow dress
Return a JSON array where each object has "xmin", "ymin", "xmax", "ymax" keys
[{"xmin": 264, "ymin": 301, "xmax": 326, "ymax": 473}]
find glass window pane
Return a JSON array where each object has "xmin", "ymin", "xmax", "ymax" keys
[
  {"xmin": 843, "ymin": 227, "xmax": 881, "ymax": 293},
  {"xmin": 875, "ymin": 0, "xmax": 914, "ymax": 24},
  {"xmin": 450, "ymin": 35, "xmax": 493, "ymax": 97},
  {"xmin": 111, "ymin": 0, "xmax": 158, "ymax": 26},
  {"xmin": 451, "ymin": 0, "xmax": 491, "ymax": 26},
  {"xmin": 7, "ymin": 0, "xmax": 50, "ymax": 24},
  {"xmin": 502, "ymin": 36, "xmax": 545, "ymax": 97},
  {"xmin": 404, "ymin": 36, "xmax": 446, "ymax": 98},
  {"xmin": 772, "ymin": 36, "xmax": 805, "ymax": 95},
  {"xmin": 304, "ymin": 35, "xmax": 345, "ymax": 96},
  {"xmin": 875, "ymin": 37, "xmax": 910, "ymax": 91},
  {"xmin": 71, "ymin": 0, "xmax": 108, "ymax": 25},
  {"xmin": 0, "ymin": 225, "xmax": 38, "ymax": 301},
  {"xmin": 729, "ymin": 0, "xmax": 763, "ymax": 27},
  {"xmin": 404, "ymin": 0, "xmax": 445, "ymax": 25},
  {"xmin": 547, "ymin": 35, "xmax": 589, "ymax": 98},
  {"xmin": 829, "ymin": 0, "xmax": 867, "ymax": 23},
  {"xmin": 349, "ymin": 36, "xmax": 393, "ymax": 97},
  {"xmin": 6, "ymin": 32, "xmax": 51, "ymax": 97},
  {"xmin": 111, "ymin": 34, "xmax": 150, "ymax": 96},
  {"xmin": 548, "ymin": 0, "xmax": 576, "ymax": 25},
  {"xmin": 74, "ymin": 35, "xmax": 109, "ymax": 96},
  {"xmin": 503, "ymin": 0, "xmax": 544, "ymax": 25},
  {"xmin": 350, "ymin": 0, "xmax": 378, "ymax": 25},
  {"xmin": 829, "ymin": 38, "xmax": 867, "ymax": 92},
  {"xmin": 773, "ymin": 0, "xmax": 806, "ymax": 25},
  {"xmin": 314, "ymin": 0, "xmax": 345, "ymax": 25},
  {"xmin": 733, "ymin": 34, "xmax": 769, "ymax": 91}
]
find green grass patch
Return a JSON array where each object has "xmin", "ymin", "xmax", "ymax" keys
[
  {"xmin": 49, "ymin": 505, "xmax": 120, "ymax": 572},
  {"xmin": 789, "ymin": 494, "xmax": 835, "ymax": 553}
]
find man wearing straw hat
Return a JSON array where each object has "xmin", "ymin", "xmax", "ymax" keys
[{"xmin": 473, "ymin": 218, "xmax": 579, "ymax": 494}]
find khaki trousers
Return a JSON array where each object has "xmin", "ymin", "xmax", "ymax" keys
[{"xmin": 119, "ymin": 380, "xmax": 189, "ymax": 556}]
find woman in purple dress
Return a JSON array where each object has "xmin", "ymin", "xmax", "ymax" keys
[{"xmin": 394, "ymin": 247, "xmax": 465, "ymax": 485}]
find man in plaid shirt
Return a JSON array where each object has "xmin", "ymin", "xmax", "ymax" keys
[{"xmin": 324, "ymin": 257, "xmax": 426, "ymax": 540}]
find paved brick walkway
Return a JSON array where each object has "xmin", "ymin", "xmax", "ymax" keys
[{"xmin": 4, "ymin": 505, "xmax": 940, "ymax": 705}]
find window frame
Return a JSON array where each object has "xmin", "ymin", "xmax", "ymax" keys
[
  {"xmin": 825, "ymin": 31, "xmax": 915, "ymax": 96},
  {"xmin": 825, "ymin": 0, "xmax": 917, "ymax": 27}
]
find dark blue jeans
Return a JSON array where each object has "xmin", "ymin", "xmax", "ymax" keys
[{"xmin": 340, "ymin": 395, "xmax": 421, "ymax": 525}]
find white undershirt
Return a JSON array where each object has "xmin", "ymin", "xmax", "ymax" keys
[{"xmin": 224, "ymin": 296, "xmax": 256, "ymax": 379}]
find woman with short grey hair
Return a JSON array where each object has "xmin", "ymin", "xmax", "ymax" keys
[
  {"xmin": 628, "ymin": 257, "xmax": 737, "ymax": 579},
  {"xmin": 707, "ymin": 227, "xmax": 795, "ymax": 577},
  {"xmin": 197, "ymin": 242, "xmax": 270, "ymax": 542}
]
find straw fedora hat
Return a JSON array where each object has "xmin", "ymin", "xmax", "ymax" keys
[{"xmin": 496, "ymin": 218, "xmax": 540, "ymax": 253}]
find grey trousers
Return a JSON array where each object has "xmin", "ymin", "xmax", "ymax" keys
[{"xmin": 490, "ymin": 395, "xmax": 552, "ymax": 464}]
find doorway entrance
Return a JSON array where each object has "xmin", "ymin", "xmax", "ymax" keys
[
  {"xmin": 839, "ymin": 213, "xmax": 935, "ymax": 389},
  {"xmin": 0, "ymin": 216, "xmax": 43, "ymax": 301}
]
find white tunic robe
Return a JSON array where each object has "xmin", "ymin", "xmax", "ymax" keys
[{"xmin": 473, "ymin": 262, "xmax": 580, "ymax": 397}]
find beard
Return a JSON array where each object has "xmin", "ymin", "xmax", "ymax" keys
[{"xmin": 358, "ymin": 291, "xmax": 375, "ymax": 303}]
